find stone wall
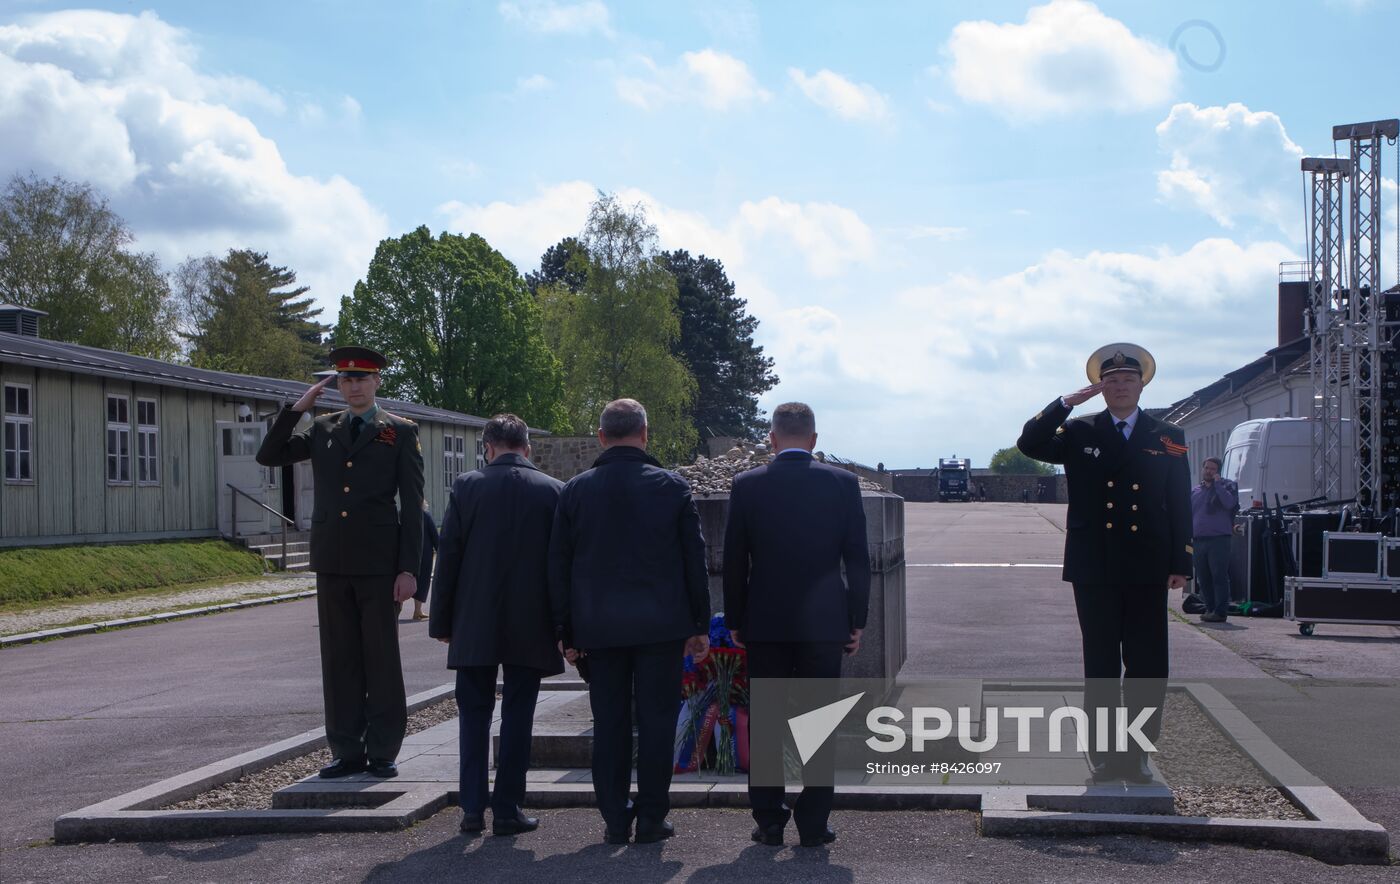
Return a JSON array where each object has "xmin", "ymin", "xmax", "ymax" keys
[
  {"xmin": 695, "ymin": 492, "xmax": 906, "ymax": 690},
  {"xmin": 530, "ymin": 436, "xmax": 603, "ymax": 481}
]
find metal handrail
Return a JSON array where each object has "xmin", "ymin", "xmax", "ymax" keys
[{"xmin": 226, "ymin": 483, "xmax": 294, "ymax": 570}]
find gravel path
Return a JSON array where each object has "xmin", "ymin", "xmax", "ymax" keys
[
  {"xmin": 166, "ymin": 697, "xmax": 459, "ymax": 810},
  {"xmin": 0, "ymin": 574, "xmax": 317, "ymax": 636}
]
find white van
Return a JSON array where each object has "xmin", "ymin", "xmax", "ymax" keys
[{"xmin": 1220, "ymin": 418, "xmax": 1354, "ymax": 509}]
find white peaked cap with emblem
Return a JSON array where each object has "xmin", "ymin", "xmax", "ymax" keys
[{"xmin": 1086, "ymin": 342, "xmax": 1155, "ymax": 385}]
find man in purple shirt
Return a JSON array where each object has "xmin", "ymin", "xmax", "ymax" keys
[{"xmin": 1191, "ymin": 457, "xmax": 1239, "ymax": 622}]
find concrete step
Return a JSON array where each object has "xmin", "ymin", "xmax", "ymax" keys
[
  {"xmin": 248, "ymin": 542, "xmax": 311, "ymax": 554},
  {"xmin": 241, "ymin": 531, "xmax": 311, "ymax": 547}
]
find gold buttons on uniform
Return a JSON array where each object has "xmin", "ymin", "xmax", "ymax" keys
[
  {"xmin": 1107, "ymin": 481, "xmax": 1115, "ymax": 488},
  {"xmin": 341, "ymin": 511, "xmax": 348, "ymax": 518},
  {"xmin": 343, "ymin": 486, "xmax": 350, "ymax": 492},
  {"xmin": 1132, "ymin": 483, "xmax": 1140, "ymax": 491},
  {"xmin": 1131, "ymin": 525, "xmax": 1139, "ymax": 532},
  {"xmin": 346, "ymin": 461, "xmax": 353, "ymax": 468},
  {"xmin": 1106, "ymin": 522, "xmax": 1113, "ymax": 529},
  {"xmin": 1106, "ymin": 502, "xmax": 1114, "ymax": 509},
  {"xmin": 1131, "ymin": 504, "xmax": 1138, "ymax": 511}
]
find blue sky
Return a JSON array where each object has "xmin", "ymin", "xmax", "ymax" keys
[{"xmin": 2, "ymin": 1, "xmax": 1397, "ymax": 466}]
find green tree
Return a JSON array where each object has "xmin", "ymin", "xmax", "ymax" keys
[
  {"xmin": 540, "ymin": 194, "xmax": 697, "ymax": 462},
  {"xmin": 660, "ymin": 249, "xmax": 777, "ymax": 443},
  {"xmin": 335, "ymin": 226, "xmax": 565, "ymax": 429},
  {"xmin": 525, "ymin": 236, "xmax": 588, "ymax": 296},
  {"xmin": 990, "ymin": 446, "xmax": 1056, "ymax": 475},
  {"xmin": 182, "ymin": 249, "xmax": 329, "ymax": 379},
  {"xmin": 0, "ymin": 173, "xmax": 178, "ymax": 358}
]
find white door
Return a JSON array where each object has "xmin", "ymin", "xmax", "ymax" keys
[{"xmin": 216, "ymin": 421, "xmax": 272, "ymax": 538}]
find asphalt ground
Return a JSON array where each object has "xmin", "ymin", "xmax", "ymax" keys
[{"xmin": 1, "ymin": 502, "xmax": 1397, "ymax": 882}]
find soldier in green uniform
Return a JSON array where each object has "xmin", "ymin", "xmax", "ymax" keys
[
  {"xmin": 1016, "ymin": 343, "xmax": 1191, "ymax": 784},
  {"xmin": 257, "ymin": 346, "xmax": 425, "ymax": 779}
]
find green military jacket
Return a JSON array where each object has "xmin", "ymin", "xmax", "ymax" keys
[{"xmin": 257, "ymin": 406, "xmax": 425, "ymax": 577}]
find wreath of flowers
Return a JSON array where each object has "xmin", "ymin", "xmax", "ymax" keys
[{"xmin": 674, "ymin": 614, "xmax": 749, "ymax": 775}]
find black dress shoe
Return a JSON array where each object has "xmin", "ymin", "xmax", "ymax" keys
[
  {"xmin": 604, "ymin": 820, "xmax": 631, "ymax": 845},
  {"xmin": 634, "ymin": 819, "xmax": 674, "ymax": 844},
  {"xmin": 493, "ymin": 809, "xmax": 539, "ymax": 835},
  {"xmin": 318, "ymin": 757, "xmax": 367, "ymax": 779},
  {"xmin": 459, "ymin": 812, "xmax": 484, "ymax": 834},
  {"xmin": 366, "ymin": 758, "xmax": 398, "ymax": 779},
  {"xmin": 1122, "ymin": 753, "xmax": 1154, "ymax": 784},
  {"xmin": 751, "ymin": 824, "xmax": 784, "ymax": 846},
  {"xmin": 799, "ymin": 827, "xmax": 837, "ymax": 848}
]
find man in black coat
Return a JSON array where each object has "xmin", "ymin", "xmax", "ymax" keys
[
  {"xmin": 1016, "ymin": 343, "xmax": 1191, "ymax": 783},
  {"xmin": 548, "ymin": 398, "xmax": 711, "ymax": 845},
  {"xmin": 723, "ymin": 402, "xmax": 869, "ymax": 848},
  {"xmin": 429, "ymin": 414, "xmax": 564, "ymax": 836},
  {"xmin": 256, "ymin": 346, "xmax": 424, "ymax": 780}
]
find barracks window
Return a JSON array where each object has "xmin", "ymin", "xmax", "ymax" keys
[
  {"xmin": 137, "ymin": 398, "xmax": 160, "ymax": 485},
  {"xmin": 3, "ymin": 382, "xmax": 33, "ymax": 483},
  {"xmin": 445, "ymin": 433, "xmax": 466, "ymax": 491},
  {"xmin": 106, "ymin": 394, "xmax": 131, "ymax": 484}
]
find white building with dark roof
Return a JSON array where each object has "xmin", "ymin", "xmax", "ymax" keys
[{"xmin": 0, "ymin": 304, "xmax": 489, "ymax": 556}]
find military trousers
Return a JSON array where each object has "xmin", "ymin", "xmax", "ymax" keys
[
  {"xmin": 1071, "ymin": 582, "xmax": 1168, "ymax": 763},
  {"xmin": 315, "ymin": 573, "xmax": 407, "ymax": 762}
]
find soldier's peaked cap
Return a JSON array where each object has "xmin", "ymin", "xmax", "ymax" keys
[
  {"xmin": 1086, "ymin": 342, "xmax": 1155, "ymax": 385},
  {"xmin": 328, "ymin": 346, "xmax": 386, "ymax": 377}
]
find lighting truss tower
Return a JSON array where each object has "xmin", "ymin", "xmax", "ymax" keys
[
  {"xmin": 1335, "ymin": 119, "xmax": 1400, "ymax": 510},
  {"xmin": 1302, "ymin": 156, "xmax": 1350, "ymax": 501}
]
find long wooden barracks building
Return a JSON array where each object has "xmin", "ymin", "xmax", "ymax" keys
[{"xmin": 0, "ymin": 304, "xmax": 490, "ymax": 551}]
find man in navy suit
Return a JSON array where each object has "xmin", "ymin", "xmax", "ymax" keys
[
  {"xmin": 430, "ymin": 414, "xmax": 564, "ymax": 836},
  {"xmin": 723, "ymin": 402, "xmax": 870, "ymax": 849},
  {"xmin": 549, "ymin": 398, "xmax": 711, "ymax": 845}
]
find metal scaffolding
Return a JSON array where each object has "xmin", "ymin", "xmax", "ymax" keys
[
  {"xmin": 1335, "ymin": 120, "xmax": 1400, "ymax": 510},
  {"xmin": 1302, "ymin": 156, "xmax": 1350, "ymax": 501},
  {"xmin": 1307, "ymin": 121, "xmax": 1400, "ymax": 512}
]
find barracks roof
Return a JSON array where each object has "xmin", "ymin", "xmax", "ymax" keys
[
  {"xmin": 0, "ymin": 330, "xmax": 489, "ymax": 429},
  {"xmin": 1162, "ymin": 336, "xmax": 1310, "ymax": 425}
]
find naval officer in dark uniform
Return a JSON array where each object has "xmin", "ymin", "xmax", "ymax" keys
[
  {"xmin": 1016, "ymin": 343, "xmax": 1191, "ymax": 783},
  {"xmin": 257, "ymin": 346, "xmax": 425, "ymax": 779}
]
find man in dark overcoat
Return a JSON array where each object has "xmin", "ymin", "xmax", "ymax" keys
[
  {"xmin": 1017, "ymin": 343, "xmax": 1191, "ymax": 783},
  {"xmin": 429, "ymin": 414, "xmax": 564, "ymax": 836},
  {"xmin": 548, "ymin": 398, "xmax": 711, "ymax": 845},
  {"xmin": 256, "ymin": 346, "xmax": 424, "ymax": 779},
  {"xmin": 723, "ymin": 401, "xmax": 869, "ymax": 849}
]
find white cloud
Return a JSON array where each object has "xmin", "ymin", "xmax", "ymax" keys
[
  {"xmin": 945, "ymin": 0, "xmax": 1177, "ymax": 118},
  {"xmin": 788, "ymin": 68, "xmax": 890, "ymax": 123},
  {"xmin": 0, "ymin": 10, "xmax": 387, "ymax": 310},
  {"xmin": 437, "ymin": 182, "xmax": 875, "ymax": 284},
  {"xmin": 0, "ymin": 10, "xmax": 285, "ymax": 114},
  {"xmin": 498, "ymin": 0, "xmax": 612, "ymax": 36},
  {"xmin": 438, "ymin": 181, "xmax": 599, "ymax": 267},
  {"xmin": 616, "ymin": 49, "xmax": 769, "ymax": 111},
  {"xmin": 736, "ymin": 198, "xmax": 875, "ymax": 278},
  {"xmin": 1155, "ymin": 102, "xmax": 1305, "ymax": 236},
  {"xmin": 516, "ymin": 73, "xmax": 554, "ymax": 93},
  {"xmin": 754, "ymin": 236, "xmax": 1299, "ymax": 466}
]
